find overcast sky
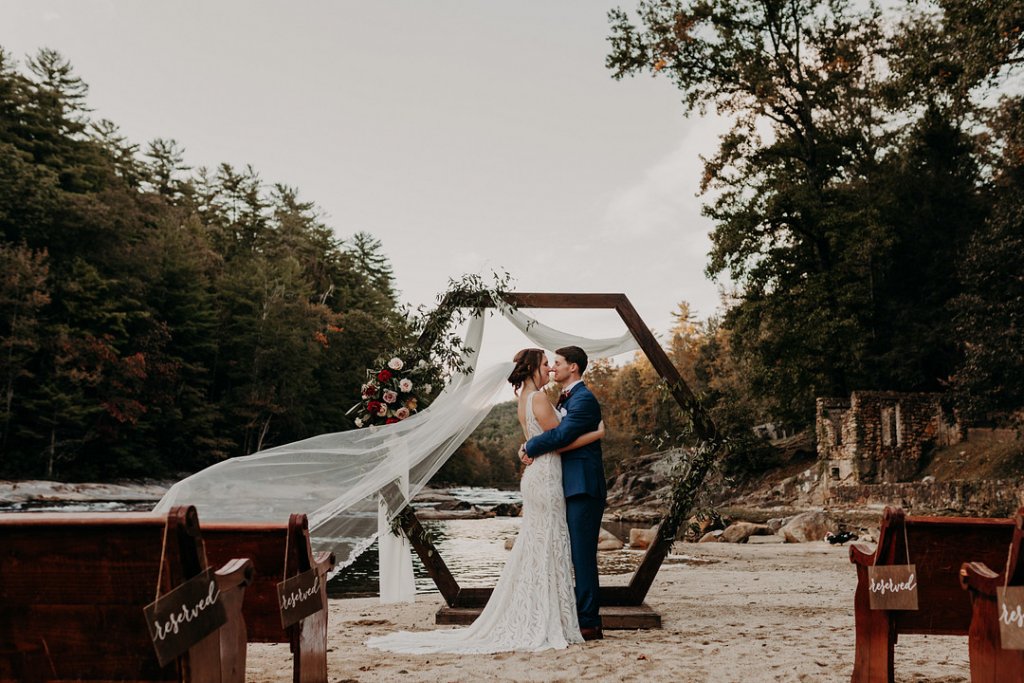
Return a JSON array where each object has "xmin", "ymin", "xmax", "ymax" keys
[{"xmin": 4, "ymin": 1, "xmax": 730, "ymax": 370}]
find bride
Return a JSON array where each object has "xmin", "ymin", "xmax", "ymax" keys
[{"xmin": 367, "ymin": 348, "xmax": 605, "ymax": 654}]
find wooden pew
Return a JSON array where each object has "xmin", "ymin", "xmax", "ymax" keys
[
  {"xmin": 960, "ymin": 506, "xmax": 1024, "ymax": 683},
  {"xmin": 0, "ymin": 505, "xmax": 253, "ymax": 683},
  {"xmin": 849, "ymin": 507, "xmax": 1015, "ymax": 683},
  {"xmin": 202, "ymin": 514, "xmax": 335, "ymax": 683}
]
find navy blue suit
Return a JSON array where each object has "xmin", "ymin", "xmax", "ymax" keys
[{"xmin": 524, "ymin": 382, "xmax": 605, "ymax": 629}]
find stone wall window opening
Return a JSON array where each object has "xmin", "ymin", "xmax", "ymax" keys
[
  {"xmin": 881, "ymin": 405, "xmax": 896, "ymax": 447},
  {"xmin": 827, "ymin": 409, "xmax": 844, "ymax": 446},
  {"xmin": 831, "ymin": 466, "xmax": 840, "ymax": 480},
  {"xmin": 895, "ymin": 403, "xmax": 903, "ymax": 446}
]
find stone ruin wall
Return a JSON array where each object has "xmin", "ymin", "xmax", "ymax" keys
[
  {"xmin": 811, "ymin": 390, "xmax": 1024, "ymax": 516},
  {"xmin": 817, "ymin": 391, "xmax": 960, "ymax": 491}
]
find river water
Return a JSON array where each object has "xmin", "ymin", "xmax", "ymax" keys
[
  {"xmin": 1, "ymin": 486, "xmax": 647, "ymax": 599},
  {"xmin": 328, "ymin": 486, "xmax": 645, "ymax": 597}
]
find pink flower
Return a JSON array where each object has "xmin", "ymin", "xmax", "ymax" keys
[
  {"xmin": 399, "ymin": 378, "xmax": 413, "ymax": 392},
  {"xmin": 376, "ymin": 403, "xmax": 388, "ymax": 417},
  {"xmin": 388, "ymin": 357, "xmax": 404, "ymax": 371},
  {"xmin": 395, "ymin": 407, "xmax": 410, "ymax": 420},
  {"xmin": 383, "ymin": 390, "xmax": 398, "ymax": 404}
]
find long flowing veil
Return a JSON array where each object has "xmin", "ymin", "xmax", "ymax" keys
[{"xmin": 154, "ymin": 307, "xmax": 639, "ymax": 598}]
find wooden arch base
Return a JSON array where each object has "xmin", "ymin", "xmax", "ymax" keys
[{"xmin": 397, "ymin": 292, "xmax": 721, "ymax": 630}]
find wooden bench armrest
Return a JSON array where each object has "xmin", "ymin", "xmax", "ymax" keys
[
  {"xmin": 849, "ymin": 542, "xmax": 876, "ymax": 566},
  {"xmin": 959, "ymin": 560, "xmax": 1002, "ymax": 597},
  {"xmin": 313, "ymin": 551, "xmax": 336, "ymax": 576},
  {"xmin": 215, "ymin": 557, "xmax": 255, "ymax": 590}
]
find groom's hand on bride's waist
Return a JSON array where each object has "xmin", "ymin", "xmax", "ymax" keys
[{"xmin": 518, "ymin": 443, "xmax": 533, "ymax": 466}]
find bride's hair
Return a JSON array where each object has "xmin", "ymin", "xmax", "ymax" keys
[{"xmin": 508, "ymin": 348, "xmax": 546, "ymax": 395}]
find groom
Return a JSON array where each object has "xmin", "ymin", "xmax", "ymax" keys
[{"xmin": 519, "ymin": 345, "xmax": 606, "ymax": 641}]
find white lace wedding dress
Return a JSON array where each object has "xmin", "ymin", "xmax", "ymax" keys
[{"xmin": 366, "ymin": 391, "xmax": 583, "ymax": 653}]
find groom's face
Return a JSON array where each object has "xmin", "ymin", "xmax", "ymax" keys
[{"xmin": 551, "ymin": 354, "xmax": 576, "ymax": 384}]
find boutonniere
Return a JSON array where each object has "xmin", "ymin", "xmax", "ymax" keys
[{"xmin": 559, "ymin": 407, "xmax": 568, "ymax": 417}]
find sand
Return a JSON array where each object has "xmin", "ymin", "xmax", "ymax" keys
[{"xmin": 245, "ymin": 540, "xmax": 971, "ymax": 683}]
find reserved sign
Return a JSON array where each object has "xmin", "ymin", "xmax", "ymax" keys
[
  {"xmin": 998, "ymin": 586, "xmax": 1024, "ymax": 650},
  {"xmin": 868, "ymin": 564, "xmax": 919, "ymax": 610},
  {"xmin": 144, "ymin": 568, "xmax": 227, "ymax": 666},
  {"xmin": 277, "ymin": 567, "xmax": 325, "ymax": 629}
]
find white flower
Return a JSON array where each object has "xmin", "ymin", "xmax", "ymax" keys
[
  {"xmin": 388, "ymin": 357, "xmax": 404, "ymax": 371},
  {"xmin": 399, "ymin": 378, "xmax": 413, "ymax": 392},
  {"xmin": 416, "ymin": 359, "xmax": 429, "ymax": 370},
  {"xmin": 377, "ymin": 403, "xmax": 388, "ymax": 417},
  {"xmin": 354, "ymin": 417, "xmax": 363, "ymax": 427},
  {"xmin": 422, "ymin": 384, "xmax": 432, "ymax": 394},
  {"xmin": 383, "ymin": 390, "xmax": 398, "ymax": 404},
  {"xmin": 395, "ymin": 407, "xmax": 410, "ymax": 420}
]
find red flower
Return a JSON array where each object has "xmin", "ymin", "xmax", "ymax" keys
[
  {"xmin": 366, "ymin": 400, "xmax": 382, "ymax": 415},
  {"xmin": 377, "ymin": 369, "xmax": 392, "ymax": 383},
  {"xmin": 386, "ymin": 417, "xmax": 399, "ymax": 424}
]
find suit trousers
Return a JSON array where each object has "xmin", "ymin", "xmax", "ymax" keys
[{"xmin": 565, "ymin": 492, "xmax": 605, "ymax": 629}]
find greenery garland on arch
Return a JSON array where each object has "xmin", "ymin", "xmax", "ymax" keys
[{"xmin": 349, "ymin": 271, "xmax": 517, "ymax": 429}]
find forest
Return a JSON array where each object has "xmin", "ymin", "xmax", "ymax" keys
[{"xmin": 1, "ymin": 0, "xmax": 1022, "ymax": 484}]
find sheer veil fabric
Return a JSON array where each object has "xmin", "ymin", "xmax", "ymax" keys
[
  {"xmin": 153, "ymin": 307, "xmax": 638, "ymax": 600},
  {"xmin": 366, "ymin": 390, "xmax": 582, "ymax": 654}
]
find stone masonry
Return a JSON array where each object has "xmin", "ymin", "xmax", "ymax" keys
[{"xmin": 816, "ymin": 391, "xmax": 960, "ymax": 491}]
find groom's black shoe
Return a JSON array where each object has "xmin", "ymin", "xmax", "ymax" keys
[{"xmin": 580, "ymin": 627, "xmax": 604, "ymax": 641}]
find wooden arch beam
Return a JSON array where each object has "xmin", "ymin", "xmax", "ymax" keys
[{"xmin": 396, "ymin": 291, "xmax": 723, "ymax": 627}]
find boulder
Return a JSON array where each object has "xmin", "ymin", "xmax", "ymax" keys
[
  {"xmin": 766, "ymin": 517, "xmax": 790, "ymax": 534},
  {"xmin": 491, "ymin": 502, "xmax": 522, "ymax": 517},
  {"xmin": 720, "ymin": 521, "xmax": 772, "ymax": 544},
  {"xmin": 597, "ymin": 526, "xmax": 624, "ymax": 551},
  {"xmin": 629, "ymin": 526, "xmax": 659, "ymax": 549},
  {"xmin": 698, "ymin": 530, "xmax": 723, "ymax": 543},
  {"xmin": 780, "ymin": 511, "xmax": 834, "ymax": 543}
]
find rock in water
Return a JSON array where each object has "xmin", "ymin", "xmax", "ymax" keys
[
  {"xmin": 597, "ymin": 527, "xmax": 624, "ymax": 551},
  {"xmin": 491, "ymin": 502, "xmax": 522, "ymax": 517},
  {"xmin": 629, "ymin": 525, "xmax": 659, "ymax": 549}
]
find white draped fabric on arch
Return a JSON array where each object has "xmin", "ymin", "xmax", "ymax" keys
[{"xmin": 153, "ymin": 307, "xmax": 639, "ymax": 602}]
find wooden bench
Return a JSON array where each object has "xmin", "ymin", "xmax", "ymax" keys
[
  {"xmin": 202, "ymin": 514, "xmax": 335, "ymax": 683},
  {"xmin": 0, "ymin": 505, "xmax": 253, "ymax": 683},
  {"xmin": 849, "ymin": 507, "xmax": 1016, "ymax": 683},
  {"xmin": 960, "ymin": 506, "xmax": 1024, "ymax": 682}
]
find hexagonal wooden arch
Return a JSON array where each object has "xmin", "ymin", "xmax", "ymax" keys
[{"xmin": 396, "ymin": 292, "xmax": 721, "ymax": 629}]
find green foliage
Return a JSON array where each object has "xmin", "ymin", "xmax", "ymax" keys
[
  {"xmin": 0, "ymin": 46, "xmax": 409, "ymax": 479},
  {"xmin": 434, "ymin": 401, "xmax": 521, "ymax": 487},
  {"xmin": 951, "ymin": 96, "xmax": 1024, "ymax": 423},
  {"xmin": 607, "ymin": 0, "xmax": 1022, "ymax": 434}
]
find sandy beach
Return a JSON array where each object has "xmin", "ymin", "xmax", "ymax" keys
[{"xmin": 246, "ymin": 540, "xmax": 970, "ymax": 683}]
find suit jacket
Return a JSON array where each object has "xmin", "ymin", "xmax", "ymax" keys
[{"xmin": 524, "ymin": 383, "xmax": 606, "ymax": 500}]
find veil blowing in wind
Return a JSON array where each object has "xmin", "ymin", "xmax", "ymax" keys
[{"xmin": 154, "ymin": 303, "xmax": 638, "ymax": 597}]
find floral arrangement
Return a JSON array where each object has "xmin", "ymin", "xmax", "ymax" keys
[{"xmin": 349, "ymin": 355, "xmax": 436, "ymax": 428}]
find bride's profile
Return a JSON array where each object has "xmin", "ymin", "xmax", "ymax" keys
[{"xmin": 366, "ymin": 347, "xmax": 605, "ymax": 654}]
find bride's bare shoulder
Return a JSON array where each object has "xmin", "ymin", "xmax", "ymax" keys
[{"xmin": 532, "ymin": 389, "xmax": 557, "ymax": 428}]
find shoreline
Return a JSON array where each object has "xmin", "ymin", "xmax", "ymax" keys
[{"xmin": 246, "ymin": 541, "xmax": 970, "ymax": 682}]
